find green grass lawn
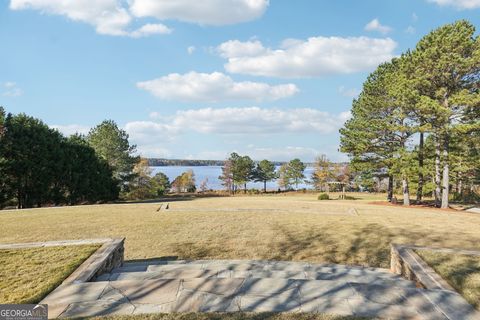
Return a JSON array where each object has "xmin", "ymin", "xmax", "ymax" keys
[
  {"xmin": 0, "ymin": 244, "xmax": 99, "ymax": 304},
  {"xmin": 415, "ymin": 250, "xmax": 480, "ymax": 309},
  {"xmin": 93, "ymin": 312, "xmax": 371, "ymax": 320},
  {"xmin": 0, "ymin": 194, "xmax": 479, "ymax": 270}
]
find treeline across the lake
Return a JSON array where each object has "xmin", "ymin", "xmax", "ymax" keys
[
  {"xmin": 148, "ymin": 158, "xmax": 225, "ymax": 167},
  {"xmin": 0, "ymin": 107, "xmax": 145, "ymax": 209},
  {"xmin": 340, "ymin": 20, "xmax": 480, "ymax": 208},
  {"xmin": 147, "ymin": 158, "xmax": 314, "ymax": 167}
]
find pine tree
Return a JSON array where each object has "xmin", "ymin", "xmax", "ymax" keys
[
  {"xmin": 287, "ymin": 159, "xmax": 306, "ymax": 190},
  {"xmin": 340, "ymin": 61, "xmax": 410, "ymax": 203},
  {"xmin": 410, "ymin": 20, "xmax": 480, "ymax": 208},
  {"xmin": 87, "ymin": 120, "xmax": 138, "ymax": 193},
  {"xmin": 253, "ymin": 159, "xmax": 277, "ymax": 192}
]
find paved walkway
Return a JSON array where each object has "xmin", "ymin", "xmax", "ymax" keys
[{"xmin": 42, "ymin": 259, "xmax": 480, "ymax": 319}]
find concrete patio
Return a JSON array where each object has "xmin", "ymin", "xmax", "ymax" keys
[{"xmin": 41, "ymin": 259, "xmax": 480, "ymax": 319}]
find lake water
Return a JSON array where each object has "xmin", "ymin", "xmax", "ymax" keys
[{"xmin": 151, "ymin": 166, "xmax": 315, "ymax": 191}]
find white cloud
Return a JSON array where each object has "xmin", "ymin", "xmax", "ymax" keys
[
  {"xmin": 129, "ymin": 0, "xmax": 269, "ymax": 25},
  {"xmin": 364, "ymin": 18, "xmax": 392, "ymax": 34},
  {"xmin": 412, "ymin": 13, "xmax": 419, "ymax": 21},
  {"xmin": 2, "ymin": 82, "xmax": 23, "ymax": 97},
  {"xmin": 338, "ymin": 86, "xmax": 360, "ymax": 98},
  {"xmin": 125, "ymin": 120, "xmax": 177, "ymax": 142},
  {"xmin": 10, "ymin": 0, "xmax": 134, "ymax": 36},
  {"xmin": 182, "ymin": 146, "xmax": 348, "ymax": 162},
  {"xmin": 50, "ymin": 124, "xmax": 90, "ymax": 136},
  {"xmin": 217, "ymin": 37, "xmax": 397, "ymax": 78},
  {"xmin": 190, "ymin": 146, "xmax": 323, "ymax": 162},
  {"xmin": 218, "ymin": 40, "xmax": 266, "ymax": 58},
  {"xmin": 187, "ymin": 46, "xmax": 196, "ymax": 54},
  {"xmin": 127, "ymin": 107, "xmax": 351, "ymax": 137},
  {"xmin": 9, "ymin": 0, "xmax": 265, "ymax": 37},
  {"xmin": 126, "ymin": 107, "xmax": 350, "ymax": 159},
  {"xmin": 129, "ymin": 23, "xmax": 172, "ymax": 38},
  {"xmin": 247, "ymin": 146, "xmax": 321, "ymax": 161},
  {"xmin": 136, "ymin": 72, "xmax": 299, "ymax": 102},
  {"xmin": 427, "ymin": 0, "xmax": 480, "ymax": 9},
  {"xmin": 135, "ymin": 145, "xmax": 172, "ymax": 158}
]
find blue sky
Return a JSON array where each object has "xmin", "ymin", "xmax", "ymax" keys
[{"xmin": 1, "ymin": 0, "xmax": 479, "ymax": 162}]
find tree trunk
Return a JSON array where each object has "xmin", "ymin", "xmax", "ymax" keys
[
  {"xmin": 416, "ymin": 132, "xmax": 424, "ymax": 203},
  {"xmin": 264, "ymin": 180, "xmax": 267, "ymax": 193},
  {"xmin": 244, "ymin": 183, "xmax": 247, "ymax": 194},
  {"xmin": 387, "ymin": 175, "xmax": 393, "ymax": 202},
  {"xmin": 17, "ymin": 194, "xmax": 22, "ymax": 209},
  {"xmin": 434, "ymin": 135, "xmax": 442, "ymax": 207},
  {"xmin": 455, "ymin": 172, "xmax": 459, "ymax": 194},
  {"xmin": 402, "ymin": 176, "xmax": 410, "ymax": 206},
  {"xmin": 441, "ymin": 135, "xmax": 449, "ymax": 209}
]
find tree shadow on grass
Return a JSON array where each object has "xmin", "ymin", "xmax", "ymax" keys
[
  {"xmin": 168, "ymin": 242, "xmax": 234, "ymax": 261},
  {"xmin": 161, "ymin": 222, "xmax": 480, "ymax": 268},
  {"xmin": 267, "ymin": 223, "xmax": 480, "ymax": 268},
  {"xmin": 416, "ymin": 251, "xmax": 480, "ymax": 309},
  {"xmin": 265, "ymin": 223, "xmax": 395, "ymax": 267}
]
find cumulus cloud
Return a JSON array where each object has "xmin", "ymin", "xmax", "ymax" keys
[
  {"xmin": 191, "ymin": 146, "xmax": 324, "ymax": 162},
  {"xmin": 364, "ymin": 18, "xmax": 392, "ymax": 34},
  {"xmin": 127, "ymin": 107, "xmax": 350, "ymax": 137},
  {"xmin": 9, "ymin": 0, "xmax": 266, "ymax": 37},
  {"xmin": 247, "ymin": 146, "xmax": 321, "ymax": 161},
  {"xmin": 129, "ymin": 23, "xmax": 172, "ymax": 38},
  {"xmin": 2, "ymin": 82, "xmax": 23, "ymax": 97},
  {"xmin": 427, "ymin": 0, "xmax": 480, "ymax": 9},
  {"xmin": 11, "ymin": 0, "xmax": 129, "ymax": 36},
  {"xmin": 136, "ymin": 72, "xmax": 298, "ymax": 102},
  {"xmin": 217, "ymin": 37, "xmax": 397, "ymax": 78},
  {"xmin": 50, "ymin": 124, "xmax": 90, "ymax": 136},
  {"xmin": 129, "ymin": 0, "xmax": 269, "ymax": 25},
  {"xmin": 125, "ymin": 107, "xmax": 350, "ymax": 159},
  {"xmin": 135, "ymin": 145, "xmax": 172, "ymax": 158},
  {"xmin": 218, "ymin": 40, "xmax": 266, "ymax": 58}
]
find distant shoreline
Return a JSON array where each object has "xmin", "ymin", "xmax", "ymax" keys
[
  {"xmin": 147, "ymin": 158, "xmax": 345, "ymax": 167},
  {"xmin": 148, "ymin": 159, "xmax": 226, "ymax": 167}
]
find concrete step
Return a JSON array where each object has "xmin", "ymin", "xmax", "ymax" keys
[
  {"xmin": 104, "ymin": 260, "xmax": 408, "ymax": 283},
  {"xmin": 43, "ymin": 277, "xmax": 480, "ymax": 319},
  {"xmin": 122, "ymin": 259, "xmax": 390, "ymax": 271},
  {"xmin": 98, "ymin": 269, "xmax": 415, "ymax": 287},
  {"xmin": 118, "ymin": 259, "xmax": 399, "ymax": 275}
]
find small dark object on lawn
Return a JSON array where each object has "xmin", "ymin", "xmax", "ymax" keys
[
  {"xmin": 165, "ymin": 203, "xmax": 169, "ymax": 210},
  {"xmin": 156, "ymin": 204, "xmax": 163, "ymax": 212}
]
